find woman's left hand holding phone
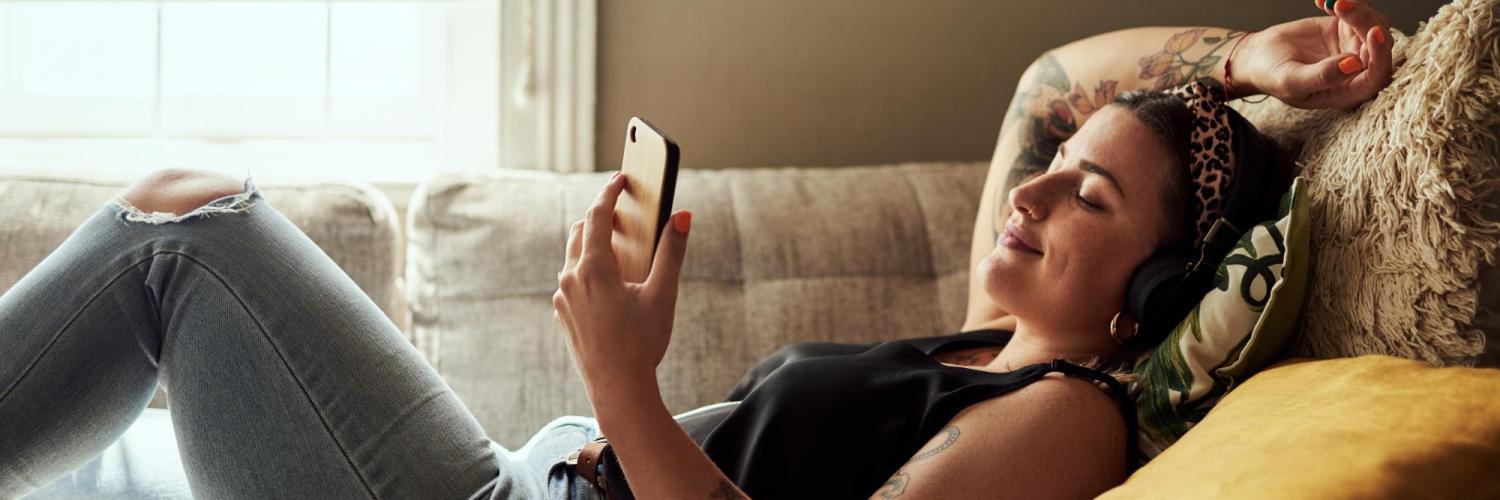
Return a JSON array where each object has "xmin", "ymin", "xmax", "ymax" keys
[{"xmin": 553, "ymin": 171, "xmax": 693, "ymax": 403}]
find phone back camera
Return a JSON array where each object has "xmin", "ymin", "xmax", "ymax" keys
[{"xmin": 630, "ymin": 126, "xmax": 637, "ymax": 143}]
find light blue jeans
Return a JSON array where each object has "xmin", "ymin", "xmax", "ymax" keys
[{"xmin": 0, "ymin": 179, "xmax": 637, "ymax": 499}]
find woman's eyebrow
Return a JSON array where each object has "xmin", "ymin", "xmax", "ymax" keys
[{"xmin": 1060, "ymin": 142, "xmax": 1126, "ymax": 200}]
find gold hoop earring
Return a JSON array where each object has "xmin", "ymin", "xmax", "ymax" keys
[{"xmin": 1110, "ymin": 312, "xmax": 1137, "ymax": 345}]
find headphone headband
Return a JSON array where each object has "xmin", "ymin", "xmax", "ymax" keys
[{"xmin": 1165, "ymin": 78, "xmax": 1239, "ymax": 246}]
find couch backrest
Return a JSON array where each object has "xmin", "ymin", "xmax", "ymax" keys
[{"xmin": 407, "ymin": 161, "xmax": 988, "ymax": 446}]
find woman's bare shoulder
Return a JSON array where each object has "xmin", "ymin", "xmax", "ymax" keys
[
  {"xmin": 911, "ymin": 372, "xmax": 1129, "ymax": 497},
  {"xmin": 981, "ymin": 372, "xmax": 1122, "ymax": 416},
  {"xmin": 962, "ymin": 372, "xmax": 1128, "ymax": 457}
]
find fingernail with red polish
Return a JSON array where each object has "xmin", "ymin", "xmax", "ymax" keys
[
  {"xmin": 1338, "ymin": 56, "xmax": 1363, "ymax": 75},
  {"xmin": 1335, "ymin": 0, "xmax": 1354, "ymax": 12},
  {"xmin": 673, "ymin": 211, "xmax": 692, "ymax": 234},
  {"xmin": 1373, "ymin": 26, "xmax": 1386, "ymax": 45}
]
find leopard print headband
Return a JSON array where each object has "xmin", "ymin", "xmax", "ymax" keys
[{"xmin": 1165, "ymin": 78, "xmax": 1237, "ymax": 245}]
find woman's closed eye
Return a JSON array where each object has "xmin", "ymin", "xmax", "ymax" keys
[{"xmin": 1075, "ymin": 190, "xmax": 1103, "ymax": 211}]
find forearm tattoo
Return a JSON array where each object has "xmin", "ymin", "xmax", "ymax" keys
[
  {"xmin": 873, "ymin": 425, "xmax": 962, "ymax": 498},
  {"xmin": 1137, "ymin": 28, "xmax": 1244, "ymax": 90},
  {"xmin": 709, "ymin": 480, "xmax": 747, "ymax": 499}
]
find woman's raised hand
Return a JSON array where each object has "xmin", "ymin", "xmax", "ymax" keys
[
  {"xmin": 553, "ymin": 171, "xmax": 692, "ymax": 397},
  {"xmin": 1236, "ymin": 0, "xmax": 1394, "ymax": 109}
]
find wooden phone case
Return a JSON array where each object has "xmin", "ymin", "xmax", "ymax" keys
[{"xmin": 614, "ymin": 116, "xmax": 680, "ymax": 284}]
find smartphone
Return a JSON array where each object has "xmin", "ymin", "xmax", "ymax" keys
[{"xmin": 613, "ymin": 116, "xmax": 680, "ymax": 284}]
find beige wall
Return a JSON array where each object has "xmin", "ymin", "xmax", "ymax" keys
[{"xmin": 597, "ymin": 1, "xmax": 1450, "ymax": 171}]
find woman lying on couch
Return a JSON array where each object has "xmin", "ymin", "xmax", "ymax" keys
[{"xmin": 1, "ymin": 2, "xmax": 1394, "ymax": 499}]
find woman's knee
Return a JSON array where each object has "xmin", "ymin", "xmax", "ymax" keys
[{"xmin": 118, "ymin": 168, "xmax": 248, "ymax": 217}]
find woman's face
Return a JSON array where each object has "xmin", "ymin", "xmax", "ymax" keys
[{"xmin": 980, "ymin": 105, "xmax": 1180, "ymax": 337}]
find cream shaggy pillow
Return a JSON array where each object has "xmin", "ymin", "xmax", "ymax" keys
[{"xmin": 1229, "ymin": 0, "xmax": 1500, "ymax": 367}]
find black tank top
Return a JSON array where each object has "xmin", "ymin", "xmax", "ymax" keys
[{"xmin": 599, "ymin": 329, "xmax": 1139, "ymax": 499}]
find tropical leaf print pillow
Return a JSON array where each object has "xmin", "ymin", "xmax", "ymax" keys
[{"xmin": 1130, "ymin": 176, "xmax": 1312, "ymax": 461}]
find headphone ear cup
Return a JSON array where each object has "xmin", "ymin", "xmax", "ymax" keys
[{"xmin": 1126, "ymin": 248, "xmax": 1196, "ymax": 339}]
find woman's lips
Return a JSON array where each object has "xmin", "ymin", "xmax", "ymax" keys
[{"xmin": 1000, "ymin": 223, "xmax": 1042, "ymax": 255}]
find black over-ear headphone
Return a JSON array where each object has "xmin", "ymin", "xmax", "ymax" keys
[{"xmin": 1124, "ymin": 107, "xmax": 1276, "ymax": 346}]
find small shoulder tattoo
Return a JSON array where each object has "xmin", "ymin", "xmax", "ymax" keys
[
  {"xmin": 872, "ymin": 426, "xmax": 963, "ymax": 498},
  {"xmin": 909, "ymin": 425, "xmax": 960, "ymax": 463},
  {"xmin": 876, "ymin": 471, "xmax": 911, "ymax": 498}
]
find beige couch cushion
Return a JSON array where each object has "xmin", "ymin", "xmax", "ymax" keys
[
  {"xmin": 407, "ymin": 162, "xmax": 986, "ymax": 446},
  {"xmin": 0, "ymin": 174, "xmax": 408, "ymax": 406}
]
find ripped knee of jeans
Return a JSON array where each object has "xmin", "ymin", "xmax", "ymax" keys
[{"xmin": 112, "ymin": 177, "xmax": 261, "ymax": 225}]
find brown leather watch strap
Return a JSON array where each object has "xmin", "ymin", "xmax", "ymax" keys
[{"xmin": 577, "ymin": 441, "xmax": 609, "ymax": 492}]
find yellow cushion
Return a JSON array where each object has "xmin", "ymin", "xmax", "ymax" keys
[{"xmin": 1099, "ymin": 355, "xmax": 1500, "ymax": 499}]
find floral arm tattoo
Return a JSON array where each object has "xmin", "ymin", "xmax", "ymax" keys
[
  {"xmin": 990, "ymin": 28, "xmax": 1243, "ymax": 242},
  {"xmin": 872, "ymin": 426, "xmax": 962, "ymax": 498},
  {"xmin": 1137, "ymin": 29, "xmax": 1245, "ymax": 90}
]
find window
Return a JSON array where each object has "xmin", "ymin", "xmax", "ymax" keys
[{"xmin": 0, "ymin": 0, "xmax": 505, "ymax": 183}]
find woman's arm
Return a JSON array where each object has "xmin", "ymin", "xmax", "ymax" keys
[
  {"xmin": 964, "ymin": 1, "xmax": 1392, "ymax": 331},
  {"xmin": 592, "ymin": 376, "xmax": 751, "ymax": 499},
  {"xmin": 552, "ymin": 175, "xmax": 750, "ymax": 498}
]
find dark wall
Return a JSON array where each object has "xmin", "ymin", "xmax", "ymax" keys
[{"xmin": 597, "ymin": 0, "xmax": 1450, "ymax": 170}]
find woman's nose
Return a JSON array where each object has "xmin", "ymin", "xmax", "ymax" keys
[{"xmin": 1008, "ymin": 176, "xmax": 1051, "ymax": 221}]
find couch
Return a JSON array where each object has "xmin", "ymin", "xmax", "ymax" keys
[
  {"xmin": 1, "ymin": 160, "xmax": 984, "ymax": 445},
  {"xmin": 1, "ymin": 162, "xmax": 987, "ymax": 497},
  {"xmin": 7, "ymin": 155, "xmax": 1500, "ymax": 497}
]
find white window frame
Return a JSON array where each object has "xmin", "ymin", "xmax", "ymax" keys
[
  {"xmin": 0, "ymin": 0, "xmax": 597, "ymax": 186},
  {"xmin": 498, "ymin": 0, "xmax": 595, "ymax": 173}
]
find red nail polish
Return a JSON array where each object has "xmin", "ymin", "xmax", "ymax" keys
[
  {"xmin": 1336, "ymin": 0, "xmax": 1354, "ymax": 12},
  {"xmin": 1373, "ymin": 26, "xmax": 1386, "ymax": 45},
  {"xmin": 1338, "ymin": 56, "xmax": 1363, "ymax": 75},
  {"xmin": 673, "ymin": 211, "xmax": 691, "ymax": 234}
]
